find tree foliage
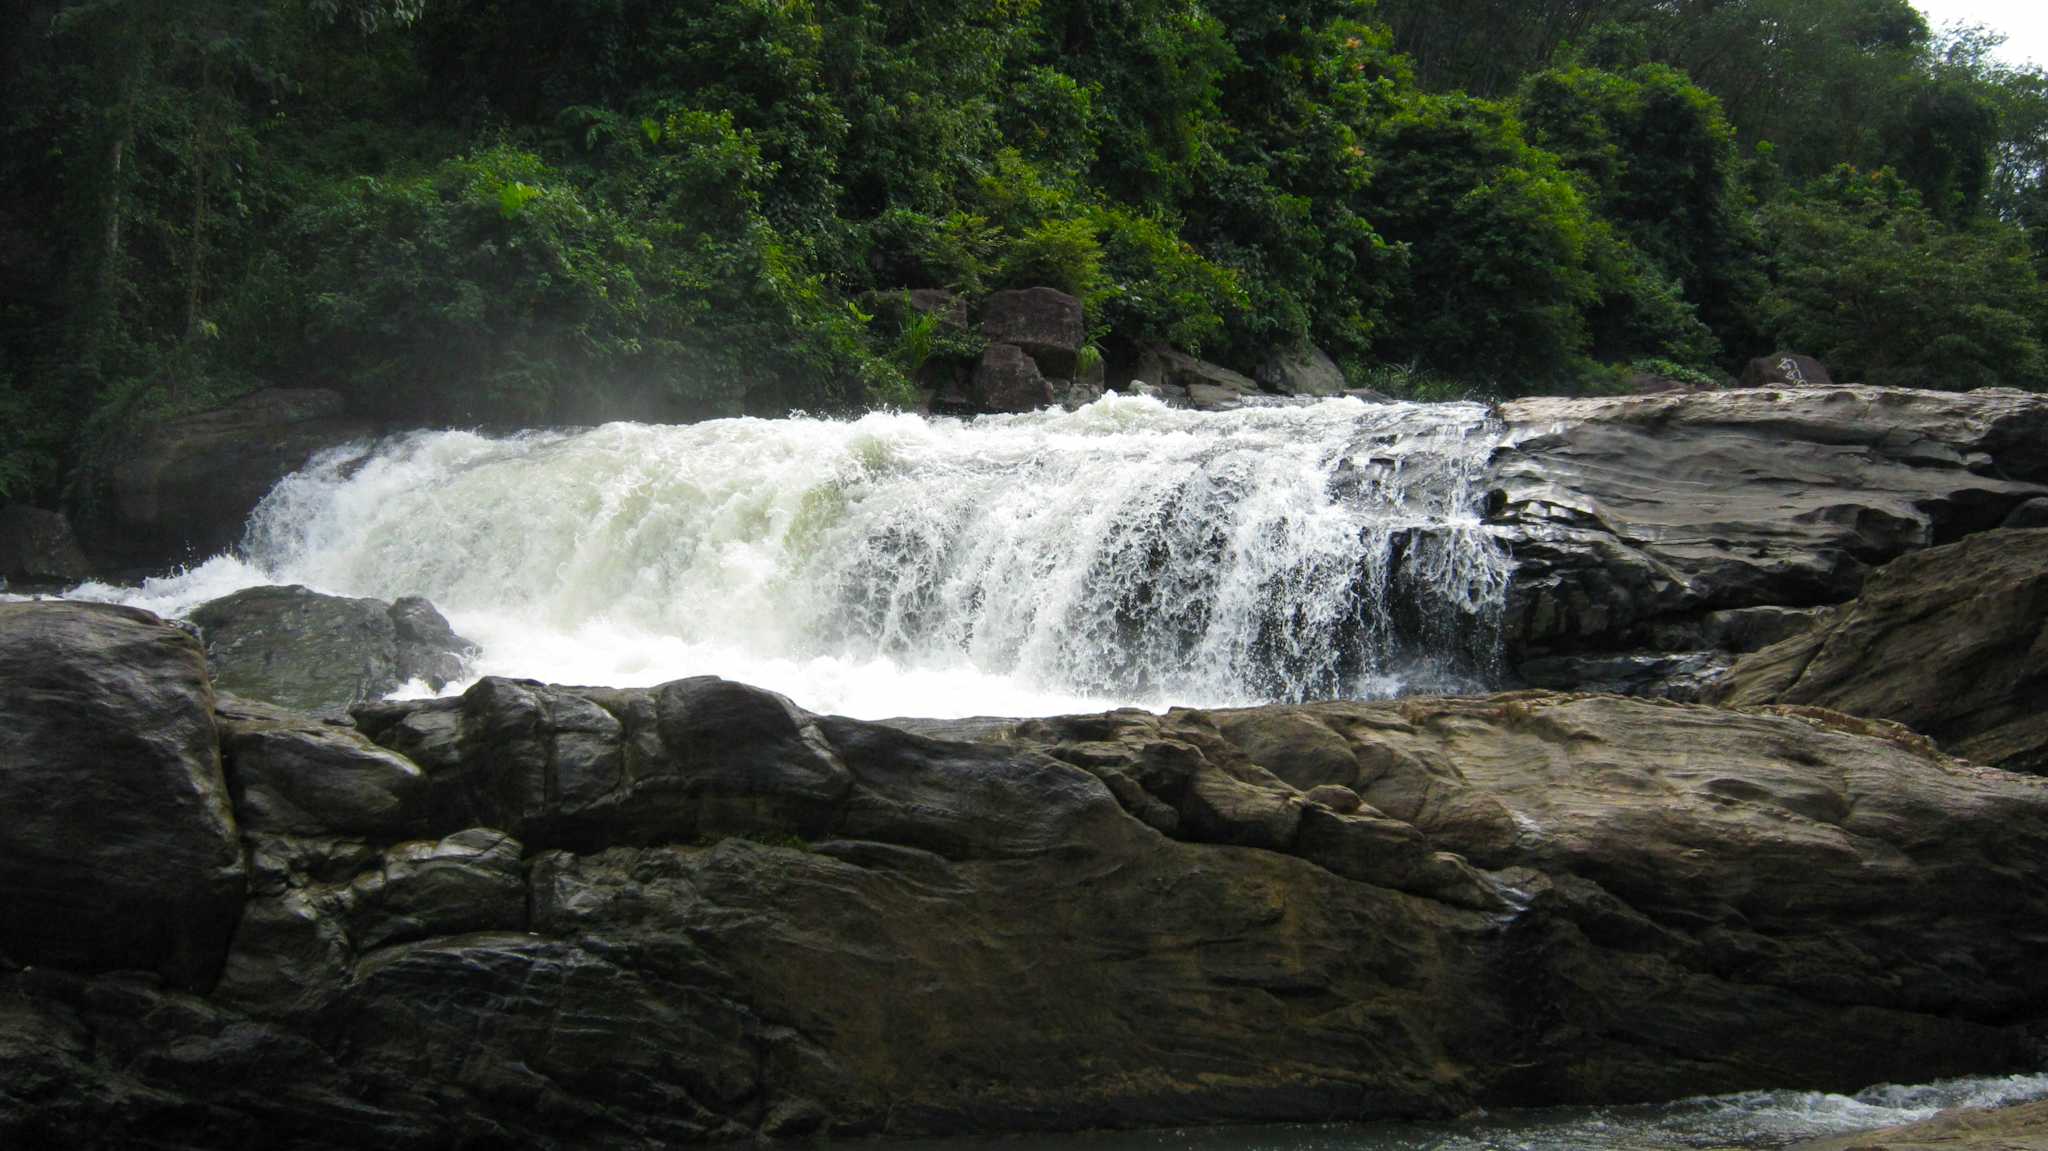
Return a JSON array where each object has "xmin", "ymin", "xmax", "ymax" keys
[{"xmin": 2, "ymin": 0, "xmax": 2047, "ymax": 508}]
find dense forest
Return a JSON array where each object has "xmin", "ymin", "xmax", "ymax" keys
[{"xmin": 3, "ymin": 0, "xmax": 2047, "ymax": 508}]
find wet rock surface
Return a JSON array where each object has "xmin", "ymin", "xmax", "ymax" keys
[
  {"xmin": 1714, "ymin": 528, "xmax": 2048, "ymax": 774},
  {"xmin": 0, "ymin": 602, "xmax": 243, "ymax": 989},
  {"xmin": 1486, "ymin": 385, "xmax": 2048, "ymax": 696},
  {"xmin": 190, "ymin": 585, "xmax": 475, "ymax": 716},
  {"xmin": 4, "ymin": 597, "xmax": 2046, "ymax": 1148}
]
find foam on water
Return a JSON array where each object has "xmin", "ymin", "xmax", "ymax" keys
[
  {"xmin": 58, "ymin": 394, "xmax": 1511, "ymax": 718},
  {"xmin": 887, "ymin": 1071, "xmax": 2048, "ymax": 1151}
]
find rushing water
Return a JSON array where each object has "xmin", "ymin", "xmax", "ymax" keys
[
  {"xmin": 66, "ymin": 395, "xmax": 1512, "ymax": 718},
  {"xmin": 28, "ymin": 399, "xmax": 2048, "ymax": 1148},
  {"xmin": 895, "ymin": 1073, "xmax": 2048, "ymax": 1151}
]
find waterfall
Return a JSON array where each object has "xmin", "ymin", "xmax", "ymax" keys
[{"xmin": 87, "ymin": 395, "xmax": 1513, "ymax": 718}]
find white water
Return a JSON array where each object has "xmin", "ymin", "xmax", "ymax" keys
[
  {"xmin": 60, "ymin": 395, "xmax": 1512, "ymax": 719},
  {"xmin": 896, "ymin": 1071, "xmax": 2048, "ymax": 1151}
]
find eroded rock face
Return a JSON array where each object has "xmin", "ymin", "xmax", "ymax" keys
[
  {"xmin": 981, "ymin": 287, "xmax": 1085, "ymax": 378},
  {"xmin": 0, "ymin": 602, "xmax": 243, "ymax": 989},
  {"xmin": 3, "ymin": 627, "xmax": 2045, "ymax": 1149},
  {"xmin": 191, "ymin": 585, "xmax": 475, "ymax": 716},
  {"xmin": 84, "ymin": 387, "xmax": 372, "ymax": 572},
  {"xmin": 1488, "ymin": 386, "xmax": 2048, "ymax": 691},
  {"xmin": 1713, "ymin": 528, "xmax": 2048, "ymax": 774}
]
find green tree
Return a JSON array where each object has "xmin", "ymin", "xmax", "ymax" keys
[
  {"xmin": 1519, "ymin": 60, "xmax": 1765, "ymax": 362},
  {"xmin": 1362, "ymin": 92, "xmax": 1602, "ymax": 387},
  {"xmin": 1760, "ymin": 166, "xmax": 2048, "ymax": 389}
]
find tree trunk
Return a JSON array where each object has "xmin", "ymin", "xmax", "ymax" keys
[
  {"xmin": 183, "ymin": 56, "xmax": 212, "ymax": 361},
  {"xmin": 81, "ymin": 15, "xmax": 147, "ymax": 399}
]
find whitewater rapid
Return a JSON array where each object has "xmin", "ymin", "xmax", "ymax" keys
[
  {"xmin": 887, "ymin": 1071, "xmax": 2048, "ymax": 1151},
  {"xmin": 68, "ymin": 395, "xmax": 1513, "ymax": 719}
]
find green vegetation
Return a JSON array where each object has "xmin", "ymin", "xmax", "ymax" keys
[{"xmin": 3, "ymin": 0, "xmax": 2046, "ymax": 505}]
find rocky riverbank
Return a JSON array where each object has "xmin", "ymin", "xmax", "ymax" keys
[
  {"xmin": 1489, "ymin": 385, "xmax": 2048, "ymax": 697},
  {"xmin": 1789, "ymin": 1097, "xmax": 2048, "ymax": 1150},
  {"xmin": 3, "ymin": 599, "xmax": 2046, "ymax": 1148}
]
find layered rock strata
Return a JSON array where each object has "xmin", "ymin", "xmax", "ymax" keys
[
  {"xmin": 1488, "ymin": 385, "xmax": 2048, "ymax": 696},
  {"xmin": 1713, "ymin": 528, "xmax": 2048, "ymax": 774}
]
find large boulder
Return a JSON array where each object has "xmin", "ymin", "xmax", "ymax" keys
[
  {"xmin": 0, "ymin": 602, "xmax": 243, "ymax": 989},
  {"xmin": 1488, "ymin": 386, "xmax": 2048, "ymax": 687},
  {"xmin": 0, "ymin": 506, "xmax": 90, "ymax": 587},
  {"xmin": 190, "ymin": 585, "xmax": 475, "ymax": 717},
  {"xmin": 8, "ymin": 661, "xmax": 2048, "ymax": 1148},
  {"xmin": 970, "ymin": 342, "xmax": 1056, "ymax": 413},
  {"xmin": 980, "ymin": 287, "xmax": 1085, "ymax": 378},
  {"xmin": 85, "ymin": 387, "xmax": 372, "ymax": 572},
  {"xmin": 1255, "ymin": 342, "xmax": 1347, "ymax": 397},
  {"xmin": 1128, "ymin": 343, "xmax": 1263, "ymax": 410},
  {"xmin": 216, "ymin": 695, "xmax": 431, "ymax": 839},
  {"xmin": 1713, "ymin": 528, "xmax": 2048, "ymax": 773}
]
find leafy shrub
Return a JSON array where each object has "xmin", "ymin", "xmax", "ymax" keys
[
  {"xmin": 1091, "ymin": 206, "xmax": 1246, "ymax": 353},
  {"xmin": 1759, "ymin": 166, "xmax": 2048, "ymax": 389},
  {"xmin": 995, "ymin": 217, "xmax": 1105, "ymax": 299},
  {"xmin": 1362, "ymin": 93, "xmax": 1601, "ymax": 389}
]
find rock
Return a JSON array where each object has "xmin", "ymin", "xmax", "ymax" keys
[
  {"xmin": 190, "ymin": 585, "xmax": 475, "ymax": 716},
  {"xmin": 1699, "ymin": 605, "xmax": 1830, "ymax": 653},
  {"xmin": 1713, "ymin": 528, "xmax": 2048, "ymax": 774},
  {"xmin": 339, "ymin": 828, "xmax": 526, "ymax": 951},
  {"xmin": 980, "ymin": 287, "xmax": 1085, "ymax": 378},
  {"xmin": 1517, "ymin": 650, "xmax": 1734, "ymax": 701},
  {"xmin": 0, "ymin": 602, "xmax": 243, "ymax": 989},
  {"xmin": 1489, "ymin": 386, "xmax": 2048, "ymax": 675},
  {"xmin": 2004, "ymin": 496, "xmax": 2048, "ymax": 529},
  {"xmin": 905, "ymin": 288, "xmax": 968, "ymax": 329},
  {"xmin": 1256, "ymin": 342, "xmax": 1347, "ymax": 396},
  {"xmin": 10, "ymin": 648, "xmax": 2048, "ymax": 1145},
  {"xmin": 1788, "ymin": 1097, "xmax": 2048, "ymax": 1150},
  {"xmin": 1742, "ymin": 351, "xmax": 1834, "ymax": 388},
  {"xmin": 971, "ymin": 342, "xmax": 1055, "ymax": 413},
  {"xmin": 1057, "ymin": 352, "xmax": 1107, "ymax": 409},
  {"xmin": 1304, "ymin": 783, "xmax": 1363, "ymax": 812},
  {"xmin": 350, "ymin": 675, "xmax": 1133, "ymax": 861},
  {"xmin": 1129, "ymin": 343, "xmax": 1263, "ymax": 410},
  {"xmin": 216, "ymin": 695, "xmax": 430, "ymax": 838},
  {"xmin": 86, "ymin": 387, "xmax": 372, "ymax": 572},
  {"xmin": 1620, "ymin": 371, "xmax": 1711, "ymax": 395},
  {"xmin": 0, "ymin": 506, "xmax": 90, "ymax": 587}
]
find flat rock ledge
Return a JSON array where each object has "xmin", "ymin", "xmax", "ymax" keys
[{"xmin": 3, "ymin": 601, "xmax": 2047, "ymax": 1149}]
